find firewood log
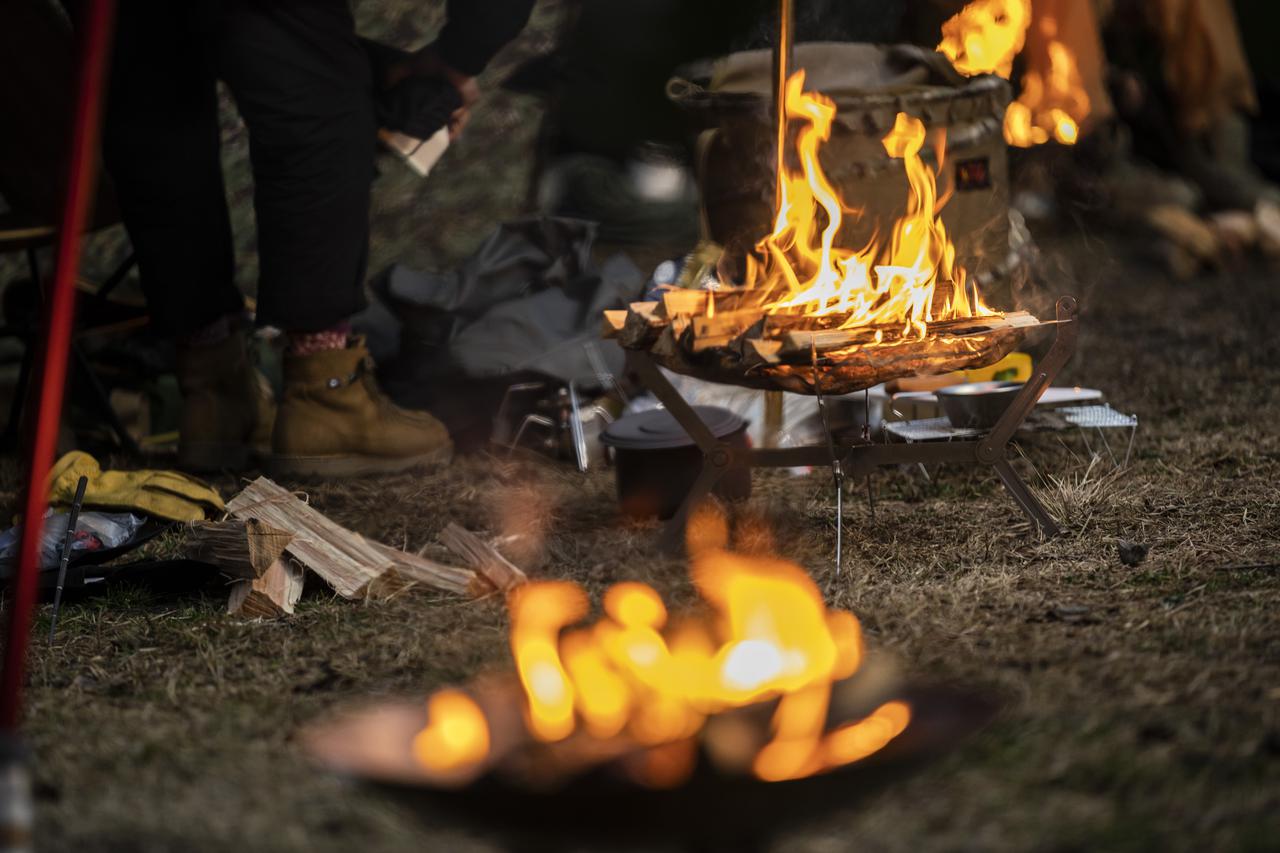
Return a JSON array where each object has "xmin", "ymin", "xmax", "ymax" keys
[
  {"xmin": 186, "ymin": 518, "xmax": 292, "ymax": 579},
  {"xmin": 600, "ymin": 310, "xmax": 627, "ymax": 339},
  {"xmin": 618, "ymin": 302, "xmax": 665, "ymax": 349},
  {"xmin": 227, "ymin": 558, "xmax": 304, "ymax": 618},
  {"xmin": 438, "ymin": 523, "xmax": 528, "ymax": 593}
]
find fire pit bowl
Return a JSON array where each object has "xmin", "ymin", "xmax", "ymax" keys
[
  {"xmin": 937, "ymin": 380, "xmax": 1025, "ymax": 429},
  {"xmin": 302, "ymin": 682, "xmax": 997, "ymax": 852}
]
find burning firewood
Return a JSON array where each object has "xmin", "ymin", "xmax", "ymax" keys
[
  {"xmin": 304, "ymin": 545, "xmax": 926, "ymax": 796},
  {"xmin": 605, "ymin": 97, "xmax": 1049, "ymax": 393}
]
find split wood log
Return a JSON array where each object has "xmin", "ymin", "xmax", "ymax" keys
[
  {"xmin": 438, "ymin": 523, "xmax": 528, "ymax": 593},
  {"xmin": 186, "ymin": 518, "xmax": 292, "ymax": 579},
  {"xmin": 369, "ymin": 540, "xmax": 485, "ymax": 597},
  {"xmin": 618, "ymin": 302, "xmax": 663, "ymax": 349},
  {"xmin": 740, "ymin": 338, "xmax": 783, "ymax": 367},
  {"xmin": 660, "ymin": 289, "xmax": 709, "ymax": 318},
  {"xmin": 600, "ymin": 310, "xmax": 627, "ymax": 339},
  {"xmin": 227, "ymin": 558, "xmax": 304, "ymax": 618},
  {"xmin": 226, "ymin": 477, "xmax": 398, "ymax": 600},
  {"xmin": 779, "ymin": 311, "xmax": 1038, "ymax": 356}
]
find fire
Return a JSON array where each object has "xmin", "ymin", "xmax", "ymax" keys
[
  {"xmin": 412, "ymin": 547, "xmax": 910, "ymax": 785},
  {"xmin": 743, "ymin": 71, "xmax": 992, "ymax": 336},
  {"xmin": 412, "ymin": 689, "xmax": 491, "ymax": 773},
  {"xmin": 1002, "ymin": 18, "xmax": 1090, "ymax": 147},
  {"xmin": 937, "ymin": 0, "xmax": 1090, "ymax": 147},
  {"xmin": 937, "ymin": 0, "xmax": 1032, "ymax": 78}
]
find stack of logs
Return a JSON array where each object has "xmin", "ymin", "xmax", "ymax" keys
[
  {"xmin": 603, "ymin": 285, "xmax": 1041, "ymax": 394},
  {"xmin": 186, "ymin": 476, "xmax": 527, "ymax": 618}
]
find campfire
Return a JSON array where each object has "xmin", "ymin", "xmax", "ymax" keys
[
  {"xmin": 605, "ymin": 69, "xmax": 1045, "ymax": 395},
  {"xmin": 303, "ymin": 518, "xmax": 996, "ymax": 846},
  {"xmin": 320, "ymin": 524, "xmax": 914, "ymax": 791}
]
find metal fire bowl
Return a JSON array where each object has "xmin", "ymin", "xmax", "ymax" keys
[{"xmin": 303, "ymin": 683, "xmax": 997, "ymax": 851}]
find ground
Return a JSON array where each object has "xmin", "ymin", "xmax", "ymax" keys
[
  {"xmin": 10, "ymin": 229, "xmax": 1279, "ymax": 851},
  {"xmin": 5, "ymin": 1, "xmax": 1280, "ymax": 850}
]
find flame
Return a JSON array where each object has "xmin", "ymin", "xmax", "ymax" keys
[
  {"xmin": 743, "ymin": 72, "xmax": 992, "ymax": 334},
  {"xmin": 938, "ymin": 0, "xmax": 1032, "ymax": 78},
  {"xmin": 509, "ymin": 582, "xmax": 588, "ymax": 742},
  {"xmin": 1002, "ymin": 22, "xmax": 1090, "ymax": 147},
  {"xmin": 412, "ymin": 689, "xmax": 491, "ymax": 773},
  {"xmin": 937, "ymin": 1, "xmax": 1090, "ymax": 147},
  {"xmin": 413, "ymin": 549, "xmax": 909, "ymax": 784}
]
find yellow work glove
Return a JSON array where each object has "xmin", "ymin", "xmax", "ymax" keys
[{"xmin": 47, "ymin": 451, "xmax": 225, "ymax": 523}]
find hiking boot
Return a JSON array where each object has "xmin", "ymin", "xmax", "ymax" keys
[
  {"xmin": 176, "ymin": 331, "xmax": 271, "ymax": 472},
  {"xmin": 269, "ymin": 336, "xmax": 452, "ymax": 478}
]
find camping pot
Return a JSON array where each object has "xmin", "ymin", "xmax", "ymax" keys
[
  {"xmin": 937, "ymin": 381, "xmax": 1025, "ymax": 429},
  {"xmin": 668, "ymin": 43, "xmax": 1015, "ymax": 307},
  {"xmin": 601, "ymin": 406, "xmax": 750, "ymax": 520}
]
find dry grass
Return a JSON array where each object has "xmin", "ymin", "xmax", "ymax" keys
[{"xmin": 8, "ymin": 231, "xmax": 1279, "ymax": 852}]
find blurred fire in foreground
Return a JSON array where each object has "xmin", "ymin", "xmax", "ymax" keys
[{"xmin": 412, "ymin": 528, "xmax": 910, "ymax": 787}]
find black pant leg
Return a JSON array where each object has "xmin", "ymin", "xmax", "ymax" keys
[
  {"xmin": 101, "ymin": 0, "xmax": 242, "ymax": 336},
  {"xmin": 218, "ymin": 0, "xmax": 376, "ymax": 332}
]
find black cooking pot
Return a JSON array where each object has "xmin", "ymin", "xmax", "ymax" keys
[
  {"xmin": 601, "ymin": 406, "xmax": 751, "ymax": 519},
  {"xmin": 936, "ymin": 381, "xmax": 1025, "ymax": 429}
]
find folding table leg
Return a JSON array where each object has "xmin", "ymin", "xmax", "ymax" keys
[{"xmin": 993, "ymin": 459, "xmax": 1060, "ymax": 536}]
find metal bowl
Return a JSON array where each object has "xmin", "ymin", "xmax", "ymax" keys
[{"xmin": 936, "ymin": 381, "xmax": 1025, "ymax": 430}]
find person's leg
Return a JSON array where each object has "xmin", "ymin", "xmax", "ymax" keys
[
  {"xmin": 218, "ymin": 0, "xmax": 374, "ymax": 333},
  {"xmin": 218, "ymin": 1, "xmax": 451, "ymax": 476},
  {"xmin": 102, "ymin": 1, "xmax": 264, "ymax": 472},
  {"xmin": 101, "ymin": 0, "xmax": 243, "ymax": 336}
]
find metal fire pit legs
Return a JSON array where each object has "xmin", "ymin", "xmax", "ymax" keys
[{"xmin": 628, "ymin": 297, "xmax": 1079, "ymax": 552}]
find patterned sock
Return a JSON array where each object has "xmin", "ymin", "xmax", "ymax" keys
[{"xmin": 287, "ymin": 324, "xmax": 350, "ymax": 356}]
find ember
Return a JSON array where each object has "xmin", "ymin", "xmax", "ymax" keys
[{"xmin": 407, "ymin": 521, "xmax": 911, "ymax": 788}]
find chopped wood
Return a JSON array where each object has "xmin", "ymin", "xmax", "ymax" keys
[
  {"xmin": 618, "ymin": 302, "xmax": 664, "ymax": 348},
  {"xmin": 600, "ymin": 309, "xmax": 627, "ymax": 339},
  {"xmin": 186, "ymin": 518, "xmax": 292, "ymax": 579},
  {"xmin": 369, "ymin": 540, "xmax": 485, "ymax": 598},
  {"xmin": 779, "ymin": 311, "xmax": 1038, "ymax": 356},
  {"xmin": 660, "ymin": 289, "xmax": 709, "ymax": 318},
  {"xmin": 227, "ymin": 558, "xmax": 304, "ymax": 618},
  {"xmin": 226, "ymin": 477, "xmax": 398, "ymax": 600},
  {"xmin": 741, "ymin": 338, "xmax": 783, "ymax": 366},
  {"xmin": 439, "ymin": 523, "xmax": 528, "ymax": 593}
]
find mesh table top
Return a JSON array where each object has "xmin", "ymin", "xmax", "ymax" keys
[{"xmin": 883, "ymin": 404, "xmax": 1137, "ymax": 443}]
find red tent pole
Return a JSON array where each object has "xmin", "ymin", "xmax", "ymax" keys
[{"xmin": 0, "ymin": 0, "xmax": 116, "ymax": 731}]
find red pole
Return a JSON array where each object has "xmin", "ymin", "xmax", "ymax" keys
[{"xmin": 0, "ymin": 0, "xmax": 116, "ymax": 731}]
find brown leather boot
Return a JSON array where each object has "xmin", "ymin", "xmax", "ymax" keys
[
  {"xmin": 176, "ymin": 332, "xmax": 272, "ymax": 472},
  {"xmin": 269, "ymin": 336, "xmax": 452, "ymax": 478}
]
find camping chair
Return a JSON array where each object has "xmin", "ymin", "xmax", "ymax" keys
[{"xmin": 0, "ymin": 0, "xmax": 141, "ymax": 453}]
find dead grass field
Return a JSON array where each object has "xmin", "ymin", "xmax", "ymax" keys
[
  {"xmin": 2, "ymin": 3, "xmax": 1277, "ymax": 848},
  {"xmin": 5, "ymin": 229, "xmax": 1277, "ymax": 852}
]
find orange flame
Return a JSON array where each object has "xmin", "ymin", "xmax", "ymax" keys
[
  {"xmin": 1002, "ymin": 17, "xmax": 1090, "ymax": 147},
  {"xmin": 412, "ymin": 550, "xmax": 909, "ymax": 784},
  {"xmin": 937, "ymin": 1, "xmax": 1090, "ymax": 147},
  {"xmin": 937, "ymin": 0, "xmax": 1032, "ymax": 78},
  {"xmin": 412, "ymin": 689, "xmax": 491, "ymax": 773},
  {"xmin": 743, "ymin": 71, "xmax": 992, "ymax": 334}
]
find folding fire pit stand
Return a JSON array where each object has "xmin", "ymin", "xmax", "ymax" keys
[{"xmin": 627, "ymin": 296, "xmax": 1079, "ymax": 552}]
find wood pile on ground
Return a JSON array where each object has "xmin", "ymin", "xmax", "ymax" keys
[
  {"xmin": 603, "ymin": 286, "xmax": 1040, "ymax": 394},
  {"xmin": 190, "ymin": 476, "xmax": 527, "ymax": 618}
]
